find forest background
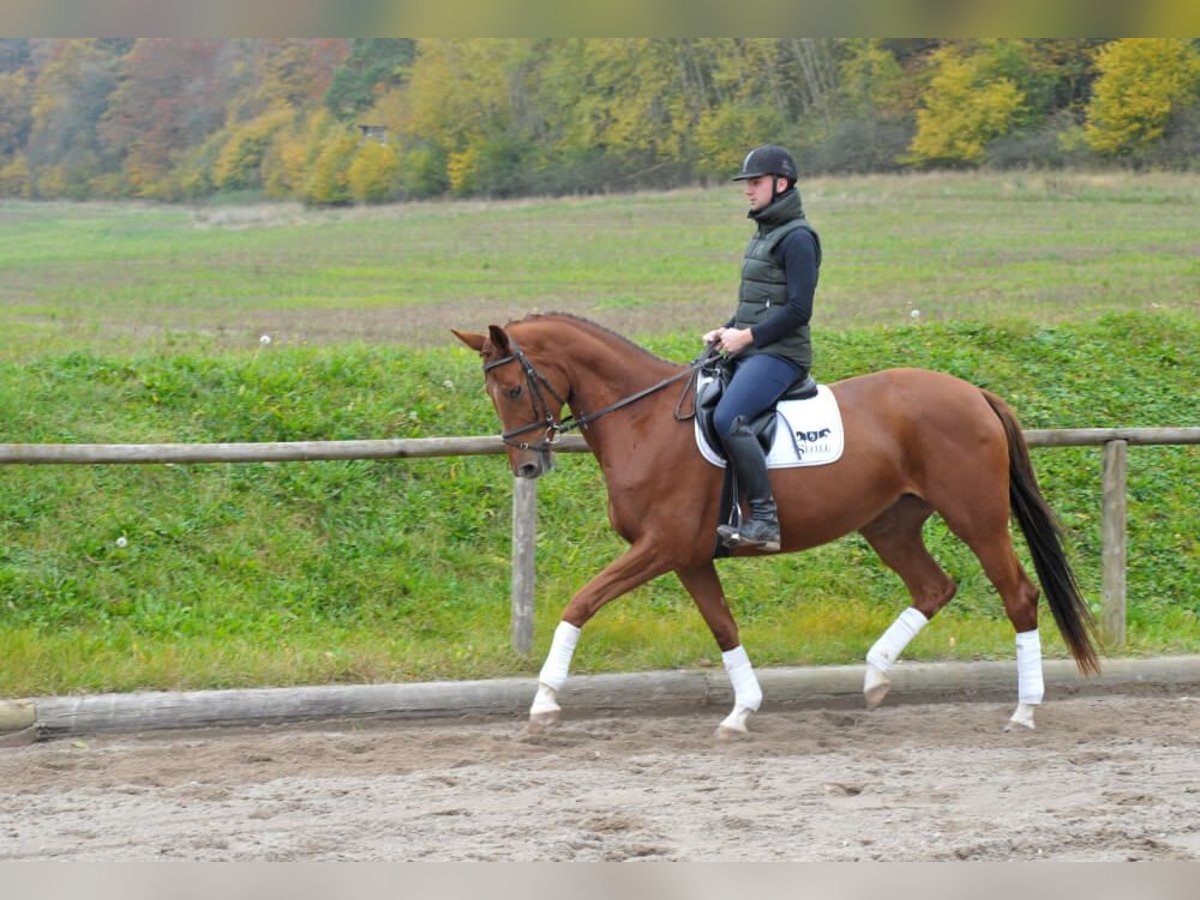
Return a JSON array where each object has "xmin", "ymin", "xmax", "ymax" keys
[{"xmin": 1, "ymin": 38, "xmax": 1199, "ymax": 205}]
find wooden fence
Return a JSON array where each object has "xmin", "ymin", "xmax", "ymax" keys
[{"xmin": 2, "ymin": 427, "xmax": 1198, "ymax": 652}]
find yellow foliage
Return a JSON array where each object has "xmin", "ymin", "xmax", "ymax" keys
[
  {"xmin": 839, "ymin": 39, "xmax": 905, "ymax": 116},
  {"xmin": 304, "ymin": 130, "xmax": 358, "ymax": 206},
  {"xmin": 0, "ymin": 154, "xmax": 32, "ymax": 197},
  {"xmin": 264, "ymin": 108, "xmax": 331, "ymax": 199},
  {"xmin": 1083, "ymin": 39, "xmax": 1200, "ymax": 156},
  {"xmin": 446, "ymin": 146, "xmax": 479, "ymax": 196},
  {"xmin": 347, "ymin": 139, "xmax": 399, "ymax": 203},
  {"xmin": 214, "ymin": 106, "xmax": 294, "ymax": 191},
  {"xmin": 909, "ymin": 47, "xmax": 1025, "ymax": 166}
]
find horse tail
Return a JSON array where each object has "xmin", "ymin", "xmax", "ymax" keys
[{"xmin": 982, "ymin": 390, "xmax": 1101, "ymax": 675}]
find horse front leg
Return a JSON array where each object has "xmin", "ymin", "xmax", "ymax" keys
[
  {"xmin": 530, "ymin": 540, "xmax": 673, "ymax": 728},
  {"xmin": 676, "ymin": 562, "xmax": 762, "ymax": 736}
]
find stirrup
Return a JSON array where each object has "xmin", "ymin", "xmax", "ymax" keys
[{"xmin": 717, "ymin": 519, "xmax": 780, "ymax": 552}]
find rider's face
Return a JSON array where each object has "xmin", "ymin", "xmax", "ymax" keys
[{"xmin": 744, "ymin": 175, "xmax": 785, "ymax": 211}]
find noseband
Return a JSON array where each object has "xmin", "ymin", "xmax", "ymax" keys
[{"xmin": 483, "ymin": 339, "xmax": 717, "ymax": 452}]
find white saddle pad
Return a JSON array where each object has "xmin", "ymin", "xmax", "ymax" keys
[{"xmin": 695, "ymin": 382, "xmax": 845, "ymax": 469}]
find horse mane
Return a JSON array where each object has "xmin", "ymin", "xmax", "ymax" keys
[{"xmin": 505, "ymin": 312, "xmax": 681, "ymax": 368}]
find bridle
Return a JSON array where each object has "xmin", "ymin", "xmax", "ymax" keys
[{"xmin": 482, "ymin": 337, "xmax": 719, "ymax": 452}]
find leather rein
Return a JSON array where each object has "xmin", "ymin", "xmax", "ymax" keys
[{"xmin": 482, "ymin": 339, "xmax": 718, "ymax": 452}]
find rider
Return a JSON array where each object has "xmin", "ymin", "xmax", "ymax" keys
[{"xmin": 702, "ymin": 144, "xmax": 821, "ymax": 553}]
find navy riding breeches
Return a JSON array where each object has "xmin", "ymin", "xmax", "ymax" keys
[{"xmin": 712, "ymin": 353, "xmax": 805, "ymax": 438}]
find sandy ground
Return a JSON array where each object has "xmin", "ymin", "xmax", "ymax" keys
[{"xmin": 1, "ymin": 691, "xmax": 1198, "ymax": 862}]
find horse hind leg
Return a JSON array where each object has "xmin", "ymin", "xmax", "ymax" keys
[
  {"xmin": 936, "ymin": 491, "xmax": 1044, "ymax": 730},
  {"xmin": 960, "ymin": 528, "xmax": 1043, "ymax": 731},
  {"xmin": 859, "ymin": 495, "xmax": 958, "ymax": 709}
]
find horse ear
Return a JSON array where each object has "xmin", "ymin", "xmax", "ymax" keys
[
  {"xmin": 487, "ymin": 324, "xmax": 511, "ymax": 354},
  {"xmin": 450, "ymin": 329, "xmax": 486, "ymax": 352}
]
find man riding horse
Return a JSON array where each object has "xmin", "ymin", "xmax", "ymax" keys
[{"xmin": 703, "ymin": 144, "xmax": 822, "ymax": 553}]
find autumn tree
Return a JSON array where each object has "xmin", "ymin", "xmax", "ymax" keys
[
  {"xmin": 347, "ymin": 137, "xmax": 400, "ymax": 202},
  {"xmin": 1083, "ymin": 38, "xmax": 1200, "ymax": 157},
  {"xmin": 25, "ymin": 39, "xmax": 122, "ymax": 197},
  {"xmin": 304, "ymin": 129, "xmax": 358, "ymax": 205},
  {"xmin": 0, "ymin": 39, "xmax": 1196, "ymax": 202},
  {"xmin": 0, "ymin": 69, "xmax": 32, "ymax": 160},
  {"xmin": 324, "ymin": 39, "xmax": 416, "ymax": 119},
  {"xmin": 227, "ymin": 39, "xmax": 348, "ymax": 124},
  {"xmin": 908, "ymin": 44, "xmax": 1026, "ymax": 166},
  {"xmin": 98, "ymin": 39, "xmax": 233, "ymax": 198},
  {"xmin": 213, "ymin": 106, "xmax": 295, "ymax": 192}
]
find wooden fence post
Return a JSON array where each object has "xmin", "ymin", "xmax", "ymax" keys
[
  {"xmin": 510, "ymin": 477, "xmax": 537, "ymax": 653},
  {"xmin": 1101, "ymin": 439, "xmax": 1128, "ymax": 648}
]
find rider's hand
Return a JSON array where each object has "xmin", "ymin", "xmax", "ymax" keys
[{"xmin": 715, "ymin": 327, "xmax": 754, "ymax": 355}]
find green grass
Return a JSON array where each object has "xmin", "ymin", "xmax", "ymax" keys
[
  {"xmin": 1, "ymin": 171, "xmax": 1195, "ymax": 358},
  {"xmin": 0, "ymin": 172, "xmax": 1197, "ymax": 696}
]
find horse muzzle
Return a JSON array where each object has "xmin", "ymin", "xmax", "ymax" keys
[{"xmin": 513, "ymin": 449, "xmax": 555, "ymax": 479}]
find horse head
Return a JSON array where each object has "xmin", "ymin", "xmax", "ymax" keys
[{"xmin": 452, "ymin": 323, "xmax": 568, "ymax": 479}]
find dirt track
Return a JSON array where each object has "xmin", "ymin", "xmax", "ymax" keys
[{"xmin": 2, "ymin": 690, "xmax": 1198, "ymax": 862}]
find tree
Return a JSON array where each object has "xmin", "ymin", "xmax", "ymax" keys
[
  {"xmin": 908, "ymin": 45, "xmax": 1025, "ymax": 166},
  {"xmin": 402, "ymin": 39, "xmax": 544, "ymax": 196},
  {"xmin": 324, "ymin": 39, "xmax": 415, "ymax": 119},
  {"xmin": 0, "ymin": 69, "xmax": 32, "ymax": 159},
  {"xmin": 304, "ymin": 129, "xmax": 357, "ymax": 205},
  {"xmin": 839, "ymin": 39, "xmax": 906, "ymax": 118},
  {"xmin": 25, "ymin": 39, "xmax": 121, "ymax": 195},
  {"xmin": 229, "ymin": 39, "xmax": 348, "ymax": 123},
  {"xmin": 213, "ymin": 106, "xmax": 295, "ymax": 192},
  {"xmin": 0, "ymin": 154, "xmax": 31, "ymax": 197},
  {"xmin": 98, "ymin": 39, "xmax": 233, "ymax": 197},
  {"xmin": 1083, "ymin": 38, "xmax": 1200, "ymax": 157},
  {"xmin": 347, "ymin": 138, "xmax": 400, "ymax": 202}
]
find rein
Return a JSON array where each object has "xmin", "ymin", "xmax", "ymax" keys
[{"xmin": 483, "ymin": 339, "xmax": 720, "ymax": 451}]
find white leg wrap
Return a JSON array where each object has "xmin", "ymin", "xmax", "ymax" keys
[
  {"xmin": 722, "ymin": 645, "xmax": 763, "ymax": 713},
  {"xmin": 1016, "ymin": 628, "xmax": 1044, "ymax": 705},
  {"xmin": 537, "ymin": 621, "xmax": 581, "ymax": 692},
  {"xmin": 866, "ymin": 607, "xmax": 929, "ymax": 673}
]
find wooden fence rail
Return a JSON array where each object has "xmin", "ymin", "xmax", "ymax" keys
[{"xmin": 3, "ymin": 427, "xmax": 1198, "ymax": 652}]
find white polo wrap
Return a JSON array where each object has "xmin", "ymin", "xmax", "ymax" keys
[
  {"xmin": 722, "ymin": 645, "xmax": 763, "ymax": 712},
  {"xmin": 538, "ymin": 621, "xmax": 581, "ymax": 691},
  {"xmin": 866, "ymin": 607, "xmax": 929, "ymax": 673},
  {"xmin": 1016, "ymin": 628, "xmax": 1044, "ymax": 705}
]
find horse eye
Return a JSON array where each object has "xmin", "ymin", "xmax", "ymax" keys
[{"xmin": 507, "ymin": 385, "xmax": 523, "ymax": 399}]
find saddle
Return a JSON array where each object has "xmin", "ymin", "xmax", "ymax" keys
[
  {"xmin": 695, "ymin": 361, "xmax": 818, "ymax": 456},
  {"xmin": 694, "ymin": 360, "xmax": 818, "ymax": 559}
]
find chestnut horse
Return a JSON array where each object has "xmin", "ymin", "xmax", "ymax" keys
[{"xmin": 453, "ymin": 313, "xmax": 1099, "ymax": 735}]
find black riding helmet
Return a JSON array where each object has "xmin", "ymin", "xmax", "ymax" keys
[{"xmin": 731, "ymin": 144, "xmax": 798, "ymax": 183}]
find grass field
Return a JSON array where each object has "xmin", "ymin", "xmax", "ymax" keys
[{"xmin": 0, "ymin": 172, "xmax": 1197, "ymax": 696}]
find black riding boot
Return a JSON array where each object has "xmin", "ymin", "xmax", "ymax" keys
[{"xmin": 716, "ymin": 420, "xmax": 781, "ymax": 552}]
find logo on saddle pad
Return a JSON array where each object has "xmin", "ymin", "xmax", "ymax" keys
[
  {"xmin": 695, "ymin": 382, "xmax": 845, "ymax": 469},
  {"xmin": 797, "ymin": 427, "xmax": 832, "ymax": 443}
]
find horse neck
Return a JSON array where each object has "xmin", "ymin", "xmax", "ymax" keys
[{"xmin": 571, "ymin": 344, "xmax": 680, "ymax": 416}]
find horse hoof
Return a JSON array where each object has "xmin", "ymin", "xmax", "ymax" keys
[
  {"xmin": 715, "ymin": 724, "xmax": 749, "ymax": 741},
  {"xmin": 528, "ymin": 684, "xmax": 561, "ymax": 730},
  {"xmin": 528, "ymin": 709, "xmax": 560, "ymax": 732},
  {"xmin": 863, "ymin": 664, "xmax": 891, "ymax": 710},
  {"xmin": 1004, "ymin": 703, "xmax": 1037, "ymax": 732},
  {"xmin": 717, "ymin": 706, "xmax": 753, "ymax": 738}
]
